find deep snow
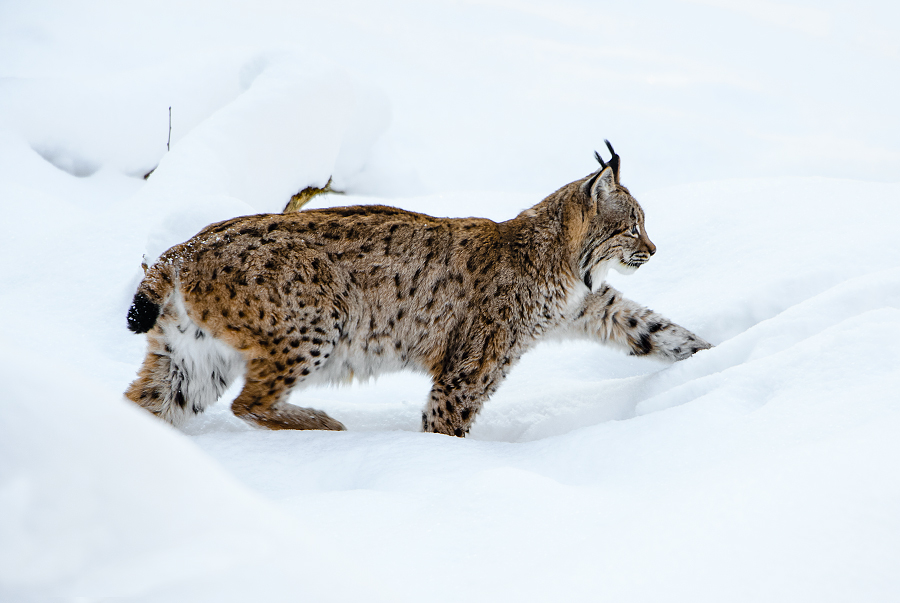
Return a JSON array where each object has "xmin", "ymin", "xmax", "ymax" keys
[{"xmin": 1, "ymin": 1, "xmax": 899, "ymax": 602}]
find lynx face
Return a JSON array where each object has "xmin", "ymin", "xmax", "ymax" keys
[
  {"xmin": 578, "ymin": 165, "xmax": 657, "ymax": 292},
  {"xmin": 125, "ymin": 141, "xmax": 711, "ymax": 437}
]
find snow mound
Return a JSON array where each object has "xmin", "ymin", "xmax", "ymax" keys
[
  {"xmin": 132, "ymin": 50, "xmax": 390, "ymax": 261},
  {"xmin": 0, "ymin": 345, "xmax": 383, "ymax": 601}
]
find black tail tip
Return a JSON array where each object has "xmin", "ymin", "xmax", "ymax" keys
[{"xmin": 127, "ymin": 292, "xmax": 160, "ymax": 334}]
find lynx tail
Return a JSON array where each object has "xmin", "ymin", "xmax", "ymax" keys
[{"xmin": 126, "ymin": 260, "xmax": 177, "ymax": 333}]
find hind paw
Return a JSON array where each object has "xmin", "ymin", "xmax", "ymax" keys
[{"xmin": 234, "ymin": 401, "xmax": 346, "ymax": 431}]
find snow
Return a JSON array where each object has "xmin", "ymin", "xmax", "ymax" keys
[{"xmin": 1, "ymin": 0, "xmax": 899, "ymax": 601}]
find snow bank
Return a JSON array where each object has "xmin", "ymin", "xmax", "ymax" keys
[
  {"xmin": 143, "ymin": 50, "xmax": 390, "ymax": 206},
  {"xmin": 0, "ymin": 53, "xmax": 249, "ymax": 179},
  {"xmin": 135, "ymin": 49, "xmax": 391, "ymax": 261},
  {"xmin": 0, "ymin": 47, "xmax": 391, "ymax": 263},
  {"xmin": 0, "ymin": 345, "xmax": 385, "ymax": 601}
]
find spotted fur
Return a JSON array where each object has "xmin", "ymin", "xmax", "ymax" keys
[{"xmin": 125, "ymin": 152, "xmax": 711, "ymax": 436}]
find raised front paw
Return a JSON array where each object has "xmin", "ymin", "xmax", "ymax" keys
[{"xmin": 664, "ymin": 326, "xmax": 712, "ymax": 361}]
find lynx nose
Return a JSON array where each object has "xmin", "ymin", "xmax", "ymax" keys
[{"xmin": 645, "ymin": 238, "xmax": 656, "ymax": 256}]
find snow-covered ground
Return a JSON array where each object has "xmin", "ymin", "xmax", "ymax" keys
[{"xmin": 1, "ymin": 1, "xmax": 899, "ymax": 601}]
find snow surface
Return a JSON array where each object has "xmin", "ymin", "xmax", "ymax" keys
[{"xmin": 1, "ymin": 1, "xmax": 899, "ymax": 601}]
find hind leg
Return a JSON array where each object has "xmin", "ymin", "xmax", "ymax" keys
[
  {"xmin": 126, "ymin": 303, "xmax": 242, "ymax": 426},
  {"xmin": 125, "ymin": 327, "xmax": 191, "ymax": 425},
  {"xmin": 230, "ymin": 330, "xmax": 345, "ymax": 431}
]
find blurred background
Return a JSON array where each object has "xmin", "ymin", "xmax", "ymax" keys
[{"xmin": 1, "ymin": 0, "xmax": 897, "ymax": 197}]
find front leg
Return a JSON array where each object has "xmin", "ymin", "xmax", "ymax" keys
[
  {"xmin": 566, "ymin": 284, "xmax": 711, "ymax": 361},
  {"xmin": 423, "ymin": 320, "xmax": 516, "ymax": 437}
]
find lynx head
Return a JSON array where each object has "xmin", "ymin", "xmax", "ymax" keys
[{"xmin": 576, "ymin": 141, "xmax": 656, "ymax": 292}]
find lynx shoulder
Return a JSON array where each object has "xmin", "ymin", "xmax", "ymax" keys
[{"xmin": 125, "ymin": 142, "xmax": 711, "ymax": 436}]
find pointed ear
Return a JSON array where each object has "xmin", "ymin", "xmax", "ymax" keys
[
  {"xmin": 580, "ymin": 165, "xmax": 614, "ymax": 199},
  {"xmin": 580, "ymin": 170, "xmax": 599, "ymax": 197},
  {"xmin": 588, "ymin": 166, "xmax": 615, "ymax": 202}
]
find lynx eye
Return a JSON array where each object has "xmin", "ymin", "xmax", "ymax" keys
[{"xmin": 629, "ymin": 224, "xmax": 640, "ymax": 237}]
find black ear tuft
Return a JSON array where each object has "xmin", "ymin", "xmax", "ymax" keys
[
  {"xmin": 603, "ymin": 139, "xmax": 621, "ymax": 182},
  {"xmin": 127, "ymin": 292, "xmax": 160, "ymax": 333}
]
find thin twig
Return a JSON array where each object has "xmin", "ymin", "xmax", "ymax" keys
[{"xmin": 167, "ymin": 106, "xmax": 172, "ymax": 152}]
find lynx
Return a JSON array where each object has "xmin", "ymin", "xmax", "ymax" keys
[{"xmin": 125, "ymin": 142, "xmax": 711, "ymax": 436}]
